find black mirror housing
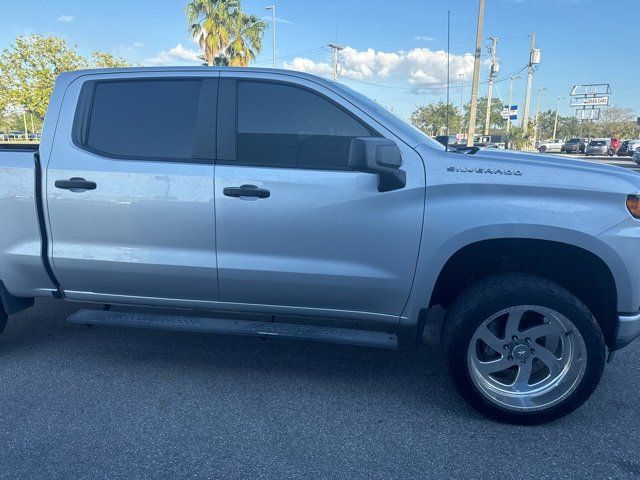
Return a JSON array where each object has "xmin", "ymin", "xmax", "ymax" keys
[{"xmin": 348, "ymin": 138, "xmax": 406, "ymax": 192}]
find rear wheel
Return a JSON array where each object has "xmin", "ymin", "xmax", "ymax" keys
[
  {"xmin": 538, "ymin": 146, "xmax": 547, "ymax": 153},
  {"xmin": 442, "ymin": 273, "xmax": 606, "ymax": 424}
]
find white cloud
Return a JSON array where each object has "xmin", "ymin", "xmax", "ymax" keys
[
  {"xmin": 261, "ymin": 15, "xmax": 293, "ymax": 24},
  {"xmin": 145, "ymin": 43, "xmax": 201, "ymax": 66},
  {"xmin": 57, "ymin": 15, "xmax": 74, "ymax": 22},
  {"xmin": 284, "ymin": 46, "xmax": 476, "ymax": 88},
  {"xmin": 132, "ymin": 41, "xmax": 146, "ymax": 49},
  {"xmin": 284, "ymin": 57, "xmax": 333, "ymax": 77},
  {"xmin": 414, "ymin": 36, "xmax": 435, "ymax": 41}
]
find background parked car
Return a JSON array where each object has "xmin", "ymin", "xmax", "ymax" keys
[
  {"xmin": 585, "ymin": 138, "xmax": 613, "ymax": 156},
  {"xmin": 537, "ymin": 139, "xmax": 564, "ymax": 153},
  {"xmin": 617, "ymin": 140, "xmax": 640, "ymax": 157},
  {"xmin": 434, "ymin": 135, "xmax": 458, "ymax": 147},
  {"xmin": 561, "ymin": 138, "xmax": 586, "ymax": 153},
  {"xmin": 632, "ymin": 149, "xmax": 640, "ymax": 166}
]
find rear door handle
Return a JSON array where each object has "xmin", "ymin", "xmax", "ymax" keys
[
  {"xmin": 223, "ymin": 184, "xmax": 270, "ymax": 199},
  {"xmin": 55, "ymin": 177, "xmax": 97, "ymax": 191}
]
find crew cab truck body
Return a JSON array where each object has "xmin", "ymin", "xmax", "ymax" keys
[{"xmin": 2, "ymin": 67, "xmax": 640, "ymax": 424}]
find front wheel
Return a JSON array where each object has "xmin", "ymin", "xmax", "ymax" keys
[
  {"xmin": 442, "ymin": 273, "xmax": 606, "ymax": 424},
  {"xmin": 538, "ymin": 146, "xmax": 547, "ymax": 153}
]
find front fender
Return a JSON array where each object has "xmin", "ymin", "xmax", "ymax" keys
[{"xmin": 400, "ymin": 223, "xmax": 630, "ymax": 328}]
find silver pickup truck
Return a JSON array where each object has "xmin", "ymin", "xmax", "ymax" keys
[{"xmin": 2, "ymin": 67, "xmax": 640, "ymax": 424}]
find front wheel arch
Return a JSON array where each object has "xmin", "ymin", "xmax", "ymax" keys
[{"xmin": 428, "ymin": 238, "xmax": 619, "ymax": 350}]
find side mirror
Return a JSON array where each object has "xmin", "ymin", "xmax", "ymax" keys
[{"xmin": 348, "ymin": 138, "xmax": 406, "ymax": 192}]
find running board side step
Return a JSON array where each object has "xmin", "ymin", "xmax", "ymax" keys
[{"xmin": 67, "ymin": 309, "xmax": 398, "ymax": 350}]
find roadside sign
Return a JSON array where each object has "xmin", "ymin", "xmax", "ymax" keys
[
  {"xmin": 570, "ymin": 84, "xmax": 611, "ymax": 96},
  {"xmin": 570, "ymin": 96, "xmax": 609, "ymax": 107},
  {"xmin": 576, "ymin": 108, "xmax": 600, "ymax": 120},
  {"xmin": 501, "ymin": 105, "xmax": 518, "ymax": 120}
]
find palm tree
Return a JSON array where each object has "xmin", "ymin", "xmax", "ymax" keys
[
  {"xmin": 185, "ymin": 0, "xmax": 266, "ymax": 67},
  {"xmin": 225, "ymin": 12, "xmax": 265, "ymax": 67}
]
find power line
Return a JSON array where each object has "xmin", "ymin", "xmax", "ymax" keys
[{"xmin": 341, "ymin": 64, "xmax": 528, "ymax": 91}]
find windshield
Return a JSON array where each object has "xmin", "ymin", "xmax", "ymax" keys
[
  {"xmin": 567, "ymin": 139, "xmax": 580, "ymax": 143},
  {"xmin": 332, "ymin": 82, "xmax": 445, "ymax": 150},
  {"xmin": 589, "ymin": 141, "xmax": 606, "ymax": 146}
]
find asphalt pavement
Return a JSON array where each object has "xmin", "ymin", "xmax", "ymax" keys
[
  {"xmin": 0, "ymin": 297, "xmax": 639, "ymax": 479},
  {"xmin": 1, "ymin": 152, "xmax": 639, "ymax": 479},
  {"xmin": 552, "ymin": 152, "xmax": 639, "ymax": 171}
]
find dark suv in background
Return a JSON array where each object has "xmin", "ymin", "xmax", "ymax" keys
[
  {"xmin": 561, "ymin": 138, "xmax": 586, "ymax": 153},
  {"xmin": 618, "ymin": 140, "xmax": 640, "ymax": 157}
]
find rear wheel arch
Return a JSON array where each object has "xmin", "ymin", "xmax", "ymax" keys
[{"xmin": 0, "ymin": 281, "xmax": 34, "ymax": 316}]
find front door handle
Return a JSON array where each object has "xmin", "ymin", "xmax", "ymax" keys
[
  {"xmin": 55, "ymin": 177, "xmax": 97, "ymax": 192},
  {"xmin": 223, "ymin": 184, "xmax": 270, "ymax": 199}
]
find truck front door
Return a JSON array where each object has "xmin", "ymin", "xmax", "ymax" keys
[{"xmin": 213, "ymin": 75, "xmax": 424, "ymax": 319}]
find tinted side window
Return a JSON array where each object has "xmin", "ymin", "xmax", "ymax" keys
[
  {"xmin": 237, "ymin": 81, "xmax": 374, "ymax": 168},
  {"xmin": 85, "ymin": 80, "xmax": 203, "ymax": 160}
]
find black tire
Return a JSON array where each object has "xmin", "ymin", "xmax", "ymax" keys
[
  {"xmin": 538, "ymin": 146, "xmax": 547, "ymax": 153},
  {"xmin": 442, "ymin": 273, "xmax": 606, "ymax": 424}
]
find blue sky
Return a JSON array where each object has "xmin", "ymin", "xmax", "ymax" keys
[{"xmin": 1, "ymin": 0, "xmax": 637, "ymax": 120}]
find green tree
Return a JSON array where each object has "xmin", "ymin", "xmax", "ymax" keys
[
  {"xmin": 411, "ymin": 101, "xmax": 462, "ymax": 136},
  {"xmin": 0, "ymin": 35, "xmax": 132, "ymax": 124},
  {"xmin": 91, "ymin": 51, "xmax": 131, "ymax": 68},
  {"xmin": 464, "ymin": 96, "xmax": 505, "ymax": 132},
  {"xmin": 507, "ymin": 126, "xmax": 533, "ymax": 150},
  {"xmin": 599, "ymin": 106, "xmax": 638, "ymax": 139},
  {"xmin": 186, "ymin": 0, "xmax": 266, "ymax": 67},
  {"xmin": 0, "ymin": 35, "xmax": 87, "ymax": 118},
  {"xmin": 224, "ymin": 11, "xmax": 266, "ymax": 66}
]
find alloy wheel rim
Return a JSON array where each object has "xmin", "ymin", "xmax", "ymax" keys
[{"xmin": 466, "ymin": 305, "xmax": 587, "ymax": 412}]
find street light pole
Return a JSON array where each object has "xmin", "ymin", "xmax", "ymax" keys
[
  {"xmin": 458, "ymin": 73, "xmax": 465, "ymax": 134},
  {"xmin": 552, "ymin": 95, "xmax": 565, "ymax": 140},
  {"xmin": 466, "ymin": 0, "xmax": 486, "ymax": 147},
  {"xmin": 506, "ymin": 74, "xmax": 521, "ymax": 134},
  {"xmin": 533, "ymin": 86, "xmax": 548, "ymax": 144},
  {"xmin": 265, "ymin": 5, "xmax": 276, "ymax": 68}
]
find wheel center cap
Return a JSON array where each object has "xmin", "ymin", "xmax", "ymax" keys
[{"xmin": 512, "ymin": 344, "xmax": 531, "ymax": 362}]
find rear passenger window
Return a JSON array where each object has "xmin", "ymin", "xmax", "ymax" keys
[
  {"xmin": 83, "ymin": 79, "xmax": 203, "ymax": 160},
  {"xmin": 237, "ymin": 81, "xmax": 375, "ymax": 169}
]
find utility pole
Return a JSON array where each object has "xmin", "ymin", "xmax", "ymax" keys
[
  {"xmin": 522, "ymin": 32, "xmax": 536, "ymax": 133},
  {"xmin": 466, "ymin": 0, "xmax": 486, "ymax": 147},
  {"xmin": 265, "ymin": 6, "xmax": 276, "ymax": 68},
  {"xmin": 327, "ymin": 43, "xmax": 344, "ymax": 81},
  {"xmin": 506, "ymin": 74, "xmax": 521, "ymax": 133},
  {"xmin": 552, "ymin": 95, "xmax": 565, "ymax": 140},
  {"xmin": 483, "ymin": 36, "xmax": 498, "ymax": 136}
]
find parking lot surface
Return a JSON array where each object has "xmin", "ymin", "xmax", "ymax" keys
[
  {"xmin": 550, "ymin": 153, "xmax": 639, "ymax": 171},
  {"xmin": 1, "ymin": 298, "xmax": 639, "ymax": 479}
]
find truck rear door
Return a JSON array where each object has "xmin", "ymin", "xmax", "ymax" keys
[{"xmin": 44, "ymin": 73, "xmax": 219, "ymax": 305}]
